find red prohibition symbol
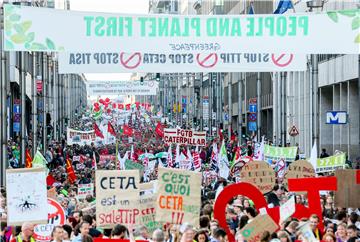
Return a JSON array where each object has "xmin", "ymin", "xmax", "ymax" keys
[
  {"xmin": 196, "ymin": 53, "xmax": 218, "ymax": 68},
  {"xmin": 271, "ymin": 53, "xmax": 294, "ymax": 67},
  {"xmin": 120, "ymin": 52, "xmax": 142, "ymax": 69}
]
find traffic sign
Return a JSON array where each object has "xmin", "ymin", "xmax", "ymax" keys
[
  {"xmin": 248, "ymin": 122, "xmax": 257, "ymax": 132},
  {"xmin": 249, "ymin": 104, "xmax": 257, "ymax": 113},
  {"xmin": 248, "ymin": 113, "xmax": 257, "ymax": 122},
  {"xmin": 288, "ymin": 125, "xmax": 299, "ymax": 137},
  {"xmin": 326, "ymin": 111, "xmax": 347, "ymax": 124}
]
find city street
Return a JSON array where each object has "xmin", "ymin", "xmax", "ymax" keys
[{"xmin": 0, "ymin": 1, "xmax": 360, "ymax": 242}]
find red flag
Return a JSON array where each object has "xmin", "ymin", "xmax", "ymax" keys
[
  {"xmin": 46, "ymin": 174, "xmax": 56, "ymax": 186},
  {"xmin": 125, "ymin": 104, "xmax": 131, "ymax": 110},
  {"xmin": 94, "ymin": 123, "xmax": 104, "ymax": 138},
  {"xmin": 155, "ymin": 122, "xmax": 164, "ymax": 137},
  {"xmin": 65, "ymin": 157, "xmax": 77, "ymax": 184},
  {"xmin": 219, "ymin": 129, "xmax": 224, "ymax": 141},
  {"xmin": 25, "ymin": 149, "xmax": 32, "ymax": 168},
  {"xmin": 123, "ymin": 125, "xmax": 133, "ymax": 136},
  {"xmin": 193, "ymin": 151, "xmax": 201, "ymax": 170},
  {"xmin": 108, "ymin": 122, "xmax": 117, "ymax": 136}
]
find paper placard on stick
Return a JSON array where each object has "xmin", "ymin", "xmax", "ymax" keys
[
  {"xmin": 280, "ymin": 196, "xmax": 296, "ymax": 223},
  {"xmin": 283, "ymin": 160, "xmax": 315, "ymax": 191},
  {"xmin": 264, "ymin": 145, "xmax": 297, "ymax": 163},
  {"xmin": 4, "ymin": 5, "xmax": 360, "ymax": 54},
  {"xmin": 155, "ymin": 168, "xmax": 202, "ymax": 226},
  {"xmin": 334, "ymin": 170, "xmax": 360, "ymax": 208},
  {"xmin": 77, "ymin": 184, "xmax": 94, "ymax": 199},
  {"xmin": 240, "ymin": 160, "xmax": 276, "ymax": 194},
  {"xmin": 164, "ymin": 128, "xmax": 206, "ymax": 146},
  {"xmin": 96, "ymin": 170, "xmax": 140, "ymax": 228},
  {"xmin": 239, "ymin": 214, "xmax": 278, "ymax": 242},
  {"xmin": 6, "ymin": 168, "xmax": 48, "ymax": 225}
]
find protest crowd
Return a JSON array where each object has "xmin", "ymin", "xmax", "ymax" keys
[{"xmin": 1, "ymin": 100, "xmax": 359, "ymax": 242}]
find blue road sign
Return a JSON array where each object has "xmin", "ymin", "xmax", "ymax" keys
[
  {"xmin": 326, "ymin": 111, "xmax": 347, "ymax": 124},
  {"xmin": 248, "ymin": 121, "xmax": 257, "ymax": 131},
  {"xmin": 249, "ymin": 104, "xmax": 257, "ymax": 113}
]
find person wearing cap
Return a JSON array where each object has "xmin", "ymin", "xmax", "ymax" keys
[{"xmin": 232, "ymin": 199, "xmax": 244, "ymax": 218}]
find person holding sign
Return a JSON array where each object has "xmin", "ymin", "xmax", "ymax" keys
[{"xmin": 10, "ymin": 223, "xmax": 35, "ymax": 242}]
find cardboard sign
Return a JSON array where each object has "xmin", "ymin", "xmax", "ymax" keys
[
  {"xmin": 240, "ymin": 160, "xmax": 276, "ymax": 194},
  {"xmin": 264, "ymin": 145, "xmax": 297, "ymax": 163},
  {"xmin": 155, "ymin": 168, "xmax": 202, "ymax": 226},
  {"xmin": 6, "ymin": 168, "xmax": 48, "ymax": 225},
  {"xmin": 4, "ymin": 5, "xmax": 360, "ymax": 54},
  {"xmin": 230, "ymin": 156, "xmax": 253, "ymax": 177},
  {"xmin": 99, "ymin": 155, "xmax": 116, "ymax": 166},
  {"xmin": 334, "ymin": 170, "xmax": 360, "ymax": 208},
  {"xmin": 239, "ymin": 214, "xmax": 278, "ymax": 242},
  {"xmin": 283, "ymin": 160, "xmax": 315, "ymax": 190},
  {"xmin": 139, "ymin": 194, "xmax": 162, "ymax": 233},
  {"xmin": 164, "ymin": 128, "xmax": 206, "ymax": 146},
  {"xmin": 316, "ymin": 153, "xmax": 346, "ymax": 173},
  {"xmin": 279, "ymin": 196, "xmax": 296, "ymax": 223},
  {"xmin": 77, "ymin": 184, "xmax": 94, "ymax": 199},
  {"xmin": 33, "ymin": 198, "xmax": 66, "ymax": 241},
  {"xmin": 96, "ymin": 170, "xmax": 140, "ymax": 228},
  {"xmin": 67, "ymin": 128, "xmax": 96, "ymax": 146}
]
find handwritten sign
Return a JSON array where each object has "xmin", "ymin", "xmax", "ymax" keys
[
  {"xmin": 279, "ymin": 196, "xmax": 295, "ymax": 223},
  {"xmin": 155, "ymin": 168, "xmax": 201, "ymax": 226},
  {"xmin": 164, "ymin": 128, "xmax": 206, "ymax": 146},
  {"xmin": 96, "ymin": 170, "xmax": 140, "ymax": 228},
  {"xmin": 283, "ymin": 160, "xmax": 315, "ymax": 191},
  {"xmin": 139, "ymin": 194, "xmax": 162, "ymax": 233},
  {"xmin": 239, "ymin": 214, "xmax": 278, "ymax": 242},
  {"xmin": 239, "ymin": 160, "xmax": 276, "ymax": 194},
  {"xmin": 77, "ymin": 184, "xmax": 94, "ymax": 199}
]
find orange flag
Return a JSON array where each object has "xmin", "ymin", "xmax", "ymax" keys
[
  {"xmin": 65, "ymin": 156, "xmax": 77, "ymax": 184},
  {"xmin": 25, "ymin": 149, "xmax": 32, "ymax": 168}
]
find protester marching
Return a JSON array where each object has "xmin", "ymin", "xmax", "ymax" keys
[{"xmin": 0, "ymin": 98, "xmax": 359, "ymax": 242}]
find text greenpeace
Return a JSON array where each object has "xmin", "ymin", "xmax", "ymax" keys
[
  {"xmin": 164, "ymin": 128, "xmax": 206, "ymax": 146},
  {"xmin": 58, "ymin": 52, "xmax": 306, "ymax": 73},
  {"xmin": 4, "ymin": 4, "xmax": 360, "ymax": 54}
]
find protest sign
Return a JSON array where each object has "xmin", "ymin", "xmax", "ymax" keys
[
  {"xmin": 279, "ymin": 196, "xmax": 296, "ymax": 223},
  {"xmin": 297, "ymin": 222, "xmax": 317, "ymax": 241},
  {"xmin": 77, "ymin": 184, "xmax": 94, "ymax": 199},
  {"xmin": 155, "ymin": 168, "xmax": 202, "ymax": 226},
  {"xmin": 86, "ymin": 81, "xmax": 158, "ymax": 96},
  {"xmin": 139, "ymin": 181, "xmax": 156, "ymax": 193},
  {"xmin": 139, "ymin": 194, "xmax": 162, "ymax": 233},
  {"xmin": 239, "ymin": 214, "xmax": 278, "ymax": 242},
  {"xmin": 230, "ymin": 156, "xmax": 253, "ymax": 178},
  {"xmin": 334, "ymin": 170, "xmax": 360, "ymax": 208},
  {"xmin": 316, "ymin": 153, "xmax": 346, "ymax": 173},
  {"xmin": 239, "ymin": 160, "xmax": 276, "ymax": 194},
  {"xmin": 59, "ymin": 52, "xmax": 307, "ymax": 73},
  {"xmin": 6, "ymin": 168, "xmax": 48, "ymax": 225},
  {"xmin": 264, "ymin": 145, "xmax": 297, "ymax": 163},
  {"xmin": 283, "ymin": 160, "xmax": 315, "ymax": 191},
  {"xmin": 67, "ymin": 128, "xmax": 96, "ymax": 146},
  {"xmin": 4, "ymin": 4, "xmax": 359, "ymax": 54},
  {"xmin": 99, "ymin": 155, "xmax": 116, "ymax": 166},
  {"xmin": 164, "ymin": 128, "xmax": 206, "ymax": 146},
  {"xmin": 96, "ymin": 170, "xmax": 140, "ymax": 228},
  {"xmin": 33, "ymin": 198, "xmax": 66, "ymax": 241}
]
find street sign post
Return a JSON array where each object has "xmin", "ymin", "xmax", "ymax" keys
[
  {"xmin": 289, "ymin": 125, "xmax": 299, "ymax": 137},
  {"xmin": 326, "ymin": 111, "xmax": 347, "ymax": 124}
]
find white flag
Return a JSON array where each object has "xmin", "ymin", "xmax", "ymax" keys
[{"xmin": 309, "ymin": 141, "xmax": 317, "ymax": 170}]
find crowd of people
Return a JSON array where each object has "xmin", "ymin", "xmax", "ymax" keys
[{"xmin": 1, "ymin": 107, "xmax": 359, "ymax": 242}]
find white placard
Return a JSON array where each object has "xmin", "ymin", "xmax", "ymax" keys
[
  {"xmin": 164, "ymin": 128, "xmax": 206, "ymax": 146},
  {"xmin": 6, "ymin": 168, "xmax": 48, "ymax": 225},
  {"xmin": 77, "ymin": 184, "xmax": 94, "ymax": 199},
  {"xmin": 3, "ymin": 4, "xmax": 360, "ymax": 54},
  {"xmin": 67, "ymin": 128, "xmax": 96, "ymax": 146},
  {"xmin": 279, "ymin": 196, "xmax": 296, "ymax": 223}
]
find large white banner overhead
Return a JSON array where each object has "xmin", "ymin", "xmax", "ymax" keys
[
  {"xmin": 58, "ymin": 52, "xmax": 307, "ymax": 73},
  {"xmin": 3, "ymin": 4, "xmax": 360, "ymax": 54},
  {"xmin": 87, "ymin": 81, "xmax": 158, "ymax": 96}
]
